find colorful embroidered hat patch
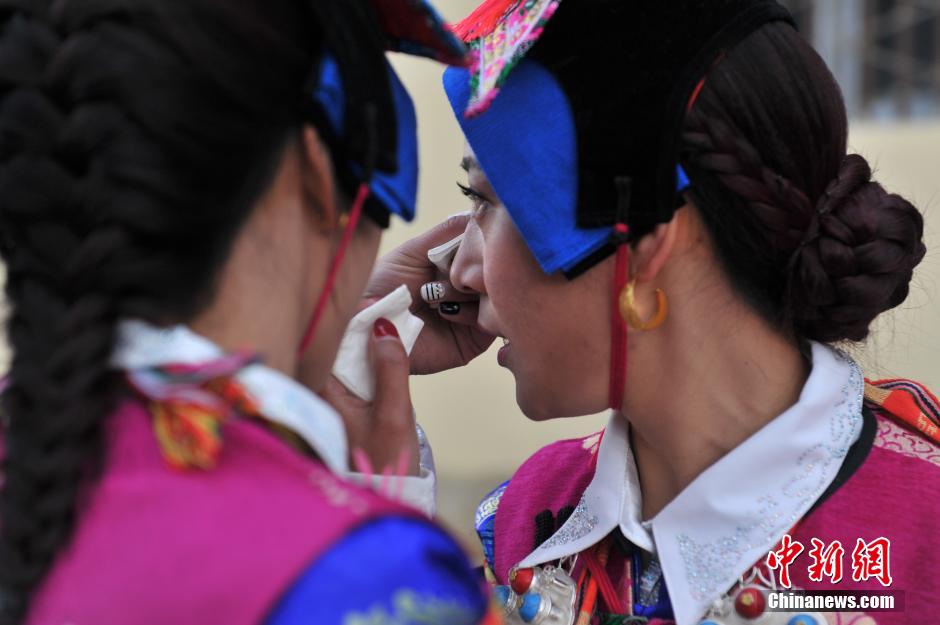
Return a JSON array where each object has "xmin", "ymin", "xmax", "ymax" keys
[{"xmin": 453, "ymin": 0, "xmax": 561, "ymax": 116}]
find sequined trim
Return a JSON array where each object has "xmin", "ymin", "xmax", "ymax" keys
[
  {"xmin": 637, "ymin": 557, "xmax": 664, "ymax": 606},
  {"xmin": 875, "ymin": 417, "xmax": 940, "ymax": 467},
  {"xmin": 676, "ymin": 351, "xmax": 864, "ymax": 602},
  {"xmin": 342, "ymin": 588, "xmax": 480, "ymax": 625},
  {"xmin": 537, "ymin": 497, "xmax": 599, "ymax": 551},
  {"xmin": 475, "ymin": 482, "xmax": 509, "ymax": 528},
  {"xmin": 476, "ymin": 481, "xmax": 509, "ymax": 571}
]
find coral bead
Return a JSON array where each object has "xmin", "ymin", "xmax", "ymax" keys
[
  {"xmin": 734, "ymin": 587, "xmax": 766, "ymax": 619},
  {"xmin": 511, "ymin": 567, "xmax": 535, "ymax": 594}
]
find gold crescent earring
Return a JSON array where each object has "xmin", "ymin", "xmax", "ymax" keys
[
  {"xmin": 314, "ymin": 210, "xmax": 349, "ymax": 234},
  {"xmin": 619, "ymin": 279, "xmax": 668, "ymax": 331}
]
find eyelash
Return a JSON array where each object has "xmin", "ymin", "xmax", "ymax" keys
[{"xmin": 456, "ymin": 182, "xmax": 489, "ymax": 216}]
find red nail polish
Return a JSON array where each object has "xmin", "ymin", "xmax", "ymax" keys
[{"xmin": 373, "ymin": 318, "xmax": 399, "ymax": 338}]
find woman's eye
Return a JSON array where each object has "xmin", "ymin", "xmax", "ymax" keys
[{"xmin": 456, "ymin": 181, "xmax": 489, "ymax": 216}]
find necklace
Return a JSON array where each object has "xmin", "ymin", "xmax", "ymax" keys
[
  {"xmin": 492, "ymin": 539, "xmax": 624, "ymax": 624},
  {"xmin": 698, "ymin": 564, "xmax": 824, "ymax": 625}
]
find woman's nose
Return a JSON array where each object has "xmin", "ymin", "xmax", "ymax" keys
[{"xmin": 449, "ymin": 225, "xmax": 485, "ymax": 295}]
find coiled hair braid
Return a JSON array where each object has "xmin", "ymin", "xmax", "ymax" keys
[{"xmin": 679, "ymin": 21, "xmax": 925, "ymax": 343}]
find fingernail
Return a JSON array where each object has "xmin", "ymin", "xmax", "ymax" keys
[
  {"xmin": 420, "ymin": 281, "xmax": 446, "ymax": 304},
  {"xmin": 373, "ymin": 318, "xmax": 399, "ymax": 338},
  {"xmin": 439, "ymin": 302, "xmax": 461, "ymax": 316}
]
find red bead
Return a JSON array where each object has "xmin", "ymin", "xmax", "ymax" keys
[
  {"xmin": 734, "ymin": 587, "xmax": 766, "ymax": 620},
  {"xmin": 510, "ymin": 568, "xmax": 535, "ymax": 594}
]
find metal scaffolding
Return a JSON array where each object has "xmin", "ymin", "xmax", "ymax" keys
[{"xmin": 782, "ymin": 0, "xmax": 940, "ymax": 118}]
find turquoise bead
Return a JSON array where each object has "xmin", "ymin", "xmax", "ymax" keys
[
  {"xmin": 519, "ymin": 592, "xmax": 542, "ymax": 623},
  {"xmin": 787, "ymin": 616, "xmax": 819, "ymax": 625},
  {"xmin": 493, "ymin": 585, "xmax": 512, "ymax": 608},
  {"xmin": 698, "ymin": 621, "xmax": 723, "ymax": 625}
]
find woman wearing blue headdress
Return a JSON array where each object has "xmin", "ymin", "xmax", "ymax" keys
[
  {"xmin": 369, "ymin": 1, "xmax": 938, "ymax": 624},
  {"xmin": 0, "ymin": 1, "xmax": 500, "ymax": 624}
]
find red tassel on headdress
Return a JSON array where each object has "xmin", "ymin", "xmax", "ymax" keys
[
  {"xmin": 453, "ymin": 0, "xmax": 519, "ymax": 40},
  {"xmin": 297, "ymin": 183, "xmax": 370, "ymax": 356},
  {"xmin": 608, "ymin": 223, "xmax": 631, "ymax": 411}
]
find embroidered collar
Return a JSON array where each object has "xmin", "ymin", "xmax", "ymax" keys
[
  {"xmin": 111, "ymin": 320, "xmax": 348, "ymax": 474},
  {"xmin": 517, "ymin": 342, "xmax": 864, "ymax": 625}
]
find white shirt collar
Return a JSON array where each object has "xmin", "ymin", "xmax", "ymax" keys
[
  {"xmin": 110, "ymin": 319, "xmax": 349, "ymax": 474},
  {"xmin": 518, "ymin": 342, "xmax": 864, "ymax": 625}
]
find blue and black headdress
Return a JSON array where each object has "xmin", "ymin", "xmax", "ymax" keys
[
  {"xmin": 443, "ymin": 0, "xmax": 795, "ymax": 409},
  {"xmin": 305, "ymin": 0, "xmax": 468, "ymax": 228},
  {"xmin": 444, "ymin": 0, "xmax": 794, "ymax": 276},
  {"xmin": 298, "ymin": 0, "xmax": 468, "ymax": 354}
]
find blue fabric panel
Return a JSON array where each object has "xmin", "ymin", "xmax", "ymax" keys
[
  {"xmin": 444, "ymin": 61, "xmax": 694, "ymax": 274},
  {"xmin": 356, "ymin": 64, "xmax": 419, "ymax": 222},
  {"xmin": 312, "ymin": 56, "xmax": 418, "ymax": 221},
  {"xmin": 444, "ymin": 60, "xmax": 608, "ymax": 275},
  {"xmin": 266, "ymin": 516, "xmax": 487, "ymax": 625}
]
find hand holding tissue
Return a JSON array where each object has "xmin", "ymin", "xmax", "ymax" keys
[{"xmin": 331, "ymin": 285, "xmax": 424, "ymax": 401}]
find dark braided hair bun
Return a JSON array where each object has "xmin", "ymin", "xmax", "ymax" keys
[
  {"xmin": 679, "ymin": 21, "xmax": 926, "ymax": 344},
  {"xmin": 789, "ymin": 154, "xmax": 925, "ymax": 342}
]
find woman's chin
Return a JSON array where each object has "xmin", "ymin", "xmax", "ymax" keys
[
  {"xmin": 515, "ymin": 385, "xmax": 562, "ymax": 422},
  {"xmin": 515, "ymin": 377, "xmax": 607, "ymax": 422}
]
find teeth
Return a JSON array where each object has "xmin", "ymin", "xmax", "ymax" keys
[{"xmin": 502, "ymin": 337, "xmax": 510, "ymax": 346}]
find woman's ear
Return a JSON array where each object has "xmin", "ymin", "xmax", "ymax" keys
[
  {"xmin": 631, "ymin": 206, "xmax": 683, "ymax": 283},
  {"xmin": 299, "ymin": 125, "xmax": 341, "ymax": 231}
]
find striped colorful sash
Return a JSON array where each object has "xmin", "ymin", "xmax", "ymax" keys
[{"xmin": 864, "ymin": 377, "xmax": 940, "ymax": 445}]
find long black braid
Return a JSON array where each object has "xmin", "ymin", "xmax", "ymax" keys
[{"xmin": 0, "ymin": 0, "xmax": 389, "ymax": 621}]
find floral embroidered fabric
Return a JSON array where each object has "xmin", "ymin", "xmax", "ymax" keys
[
  {"xmin": 127, "ymin": 352, "xmax": 271, "ymax": 470},
  {"xmin": 454, "ymin": 0, "xmax": 562, "ymax": 116},
  {"xmin": 863, "ymin": 378, "xmax": 940, "ymax": 444}
]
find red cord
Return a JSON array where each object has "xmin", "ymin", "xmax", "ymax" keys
[
  {"xmin": 297, "ymin": 183, "xmax": 370, "ymax": 356},
  {"xmin": 686, "ymin": 77, "xmax": 707, "ymax": 113},
  {"xmin": 589, "ymin": 429, "xmax": 605, "ymax": 471},
  {"xmin": 608, "ymin": 224, "xmax": 631, "ymax": 410},
  {"xmin": 583, "ymin": 542, "xmax": 624, "ymax": 614},
  {"xmin": 687, "ymin": 53, "xmax": 727, "ymax": 113}
]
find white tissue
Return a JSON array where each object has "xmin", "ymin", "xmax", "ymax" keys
[
  {"xmin": 332, "ymin": 285, "xmax": 424, "ymax": 401},
  {"xmin": 427, "ymin": 234, "xmax": 464, "ymax": 273}
]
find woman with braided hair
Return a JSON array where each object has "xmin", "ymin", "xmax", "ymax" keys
[
  {"xmin": 361, "ymin": 1, "xmax": 937, "ymax": 624},
  {"xmin": 0, "ymin": 1, "xmax": 501, "ymax": 624}
]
